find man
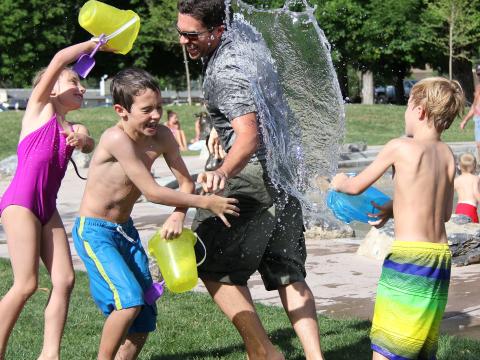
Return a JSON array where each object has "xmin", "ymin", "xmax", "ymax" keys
[{"xmin": 177, "ymin": 1, "xmax": 324, "ymax": 359}]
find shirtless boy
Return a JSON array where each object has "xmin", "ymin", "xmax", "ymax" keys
[
  {"xmin": 72, "ymin": 68, "xmax": 238, "ymax": 360},
  {"xmin": 332, "ymin": 77, "xmax": 465, "ymax": 360}
]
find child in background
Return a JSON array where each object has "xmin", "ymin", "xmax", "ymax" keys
[
  {"xmin": 165, "ymin": 110, "xmax": 187, "ymax": 151},
  {"xmin": 331, "ymin": 77, "xmax": 465, "ymax": 360},
  {"xmin": 72, "ymin": 68, "xmax": 239, "ymax": 360},
  {"xmin": 0, "ymin": 41, "xmax": 100, "ymax": 359},
  {"xmin": 454, "ymin": 153, "xmax": 480, "ymax": 223}
]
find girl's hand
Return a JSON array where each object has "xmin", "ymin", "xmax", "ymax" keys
[
  {"xmin": 160, "ymin": 212, "xmax": 185, "ymax": 239},
  {"xmin": 61, "ymin": 129, "xmax": 88, "ymax": 149}
]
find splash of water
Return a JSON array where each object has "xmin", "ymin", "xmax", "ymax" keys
[{"xmin": 224, "ymin": 0, "xmax": 345, "ymax": 220}]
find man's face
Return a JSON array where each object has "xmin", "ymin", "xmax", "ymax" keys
[{"xmin": 177, "ymin": 13, "xmax": 221, "ymax": 60}]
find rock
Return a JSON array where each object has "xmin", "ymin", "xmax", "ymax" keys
[
  {"xmin": 356, "ymin": 220, "xmax": 394, "ymax": 260},
  {"xmin": 357, "ymin": 214, "xmax": 480, "ymax": 266},
  {"xmin": 71, "ymin": 150, "xmax": 92, "ymax": 168},
  {"xmin": 0, "ymin": 155, "xmax": 17, "ymax": 177},
  {"xmin": 304, "ymin": 212, "xmax": 355, "ymax": 239},
  {"xmin": 341, "ymin": 142, "xmax": 367, "ymax": 153}
]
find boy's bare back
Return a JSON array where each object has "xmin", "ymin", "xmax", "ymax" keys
[
  {"xmin": 454, "ymin": 172, "xmax": 480, "ymax": 205},
  {"xmin": 390, "ymin": 137, "xmax": 455, "ymax": 244},
  {"xmin": 79, "ymin": 123, "xmax": 181, "ymax": 223}
]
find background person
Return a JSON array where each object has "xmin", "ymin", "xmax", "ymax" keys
[
  {"xmin": 460, "ymin": 65, "xmax": 480, "ymax": 161},
  {"xmin": 165, "ymin": 110, "xmax": 188, "ymax": 151}
]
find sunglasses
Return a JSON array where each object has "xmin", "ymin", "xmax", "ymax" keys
[{"xmin": 176, "ymin": 26, "xmax": 213, "ymax": 40}]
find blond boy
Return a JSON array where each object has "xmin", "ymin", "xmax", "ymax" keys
[
  {"xmin": 331, "ymin": 77, "xmax": 465, "ymax": 360},
  {"xmin": 454, "ymin": 153, "xmax": 480, "ymax": 223}
]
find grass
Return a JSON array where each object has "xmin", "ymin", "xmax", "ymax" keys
[
  {"xmin": 0, "ymin": 104, "xmax": 475, "ymax": 160},
  {"xmin": 1, "ymin": 259, "xmax": 480, "ymax": 359}
]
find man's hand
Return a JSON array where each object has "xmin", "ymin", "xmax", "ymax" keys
[
  {"xmin": 160, "ymin": 212, "xmax": 186, "ymax": 239},
  {"xmin": 367, "ymin": 200, "xmax": 393, "ymax": 228},
  {"xmin": 197, "ymin": 169, "xmax": 228, "ymax": 193},
  {"xmin": 207, "ymin": 128, "xmax": 226, "ymax": 160}
]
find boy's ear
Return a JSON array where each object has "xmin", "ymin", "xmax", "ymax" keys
[
  {"xmin": 114, "ymin": 104, "xmax": 128, "ymax": 118},
  {"xmin": 418, "ymin": 106, "xmax": 426, "ymax": 121}
]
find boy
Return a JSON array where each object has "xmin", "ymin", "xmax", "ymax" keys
[
  {"xmin": 72, "ymin": 68, "xmax": 239, "ymax": 360},
  {"xmin": 454, "ymin": 153, "xmax": 480, "ymax": 223},
  {"xmin": 331, "ymin": 77, "xmax": 465, "ymax": 360}
]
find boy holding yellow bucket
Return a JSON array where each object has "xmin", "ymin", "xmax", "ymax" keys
[{"xmin": 72, "ymin": 68, "xmax": 239, "ymax": 359}]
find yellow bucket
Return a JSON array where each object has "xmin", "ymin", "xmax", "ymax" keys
[
  {"xmin": 148, "ymin": 229, "xmax": 206, "ymax": 293},
  {"xmin": 78, "ymin": 0, "xmax": 140, "ymax": 55}
]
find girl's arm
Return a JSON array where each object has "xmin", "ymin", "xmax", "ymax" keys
[
  {"xmin": 28, "ymin": 41, "xmax": 99, "ymax": 111},
  {"xmin": 179, "ymin": 130, "xmax": 188, "ymax": 151}
]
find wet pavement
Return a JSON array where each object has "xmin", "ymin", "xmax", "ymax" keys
[{"xmin": 0, "ymin": 151, "xmax": 479, "ymax": 341}]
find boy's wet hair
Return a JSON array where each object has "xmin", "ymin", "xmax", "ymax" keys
[
  {"xmin": 409, "ymin": 77, "xmax": 465, "ymax": 133},
  {"xmin": 111, "ymin": 68, "xmax": 160, "ymax": 112},
  {"xmin": 32, "ymin": 67, "xmax": 75, "ymax": 88},
  {"xmin": 459, "ymin": 153, "xmax": 476, "ymax": 173},
  {"xmin": 178, "ymin": 0, "xmax": 227, "ymax": 28}
]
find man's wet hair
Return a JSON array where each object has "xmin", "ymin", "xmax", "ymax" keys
[
  {"xmin": 178, "ymin": 0, "xmax": 227, "ymax": 29},
  {"xmin": 110, "ymin": 68, "xmax": 160, "ymax": 112}
]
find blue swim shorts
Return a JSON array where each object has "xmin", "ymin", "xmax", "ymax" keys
[{"xmin": 72, "ymin": 216, "xmax": 157, "ymax": 333}]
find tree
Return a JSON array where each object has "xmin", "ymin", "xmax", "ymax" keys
[
  {"xmin": 421, "ymin": 0, "xmax": 480, "ymax": 102},
  {"xmin": 0, "ymin": 0, "xmax": 79, "ymax": 86}
]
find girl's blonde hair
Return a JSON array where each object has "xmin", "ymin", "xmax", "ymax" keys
[
  {"xmin": 409, "ymin": 77, "xmax": 465, "ymax": 132},
  {"xmin": 32, "ymin": 67, "xmax": 73, "ymax": 88},
  {"xmin": 459, "ymin": 153, "xmax": 477, "ymax": 173}
]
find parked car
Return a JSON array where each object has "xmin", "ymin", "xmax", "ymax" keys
[
  {"xmin": 375, "ymin": 79, "xmax": 417, "ymax": 104},
  {"xmin": 3, "ymin": 96, "xmax": 28, "ymax": 110}
]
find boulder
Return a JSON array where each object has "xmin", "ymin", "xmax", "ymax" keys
[
  {"xmin": 357, "ymin": 214, "xmax": 480, "ymax": 266},
  {"xmin": 304, "ymin": 211, "xmax": 355, "ymax": 239},
  {"xmin": 71, "ymin": 150, "xmax": 92, "ymax": 168},
  {"xmin": 0, "ymin": 155, "xmax": 18, "ymax": 177}
]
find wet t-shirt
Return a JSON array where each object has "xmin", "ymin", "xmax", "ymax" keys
[{"xmin": 202, "ymin": 36, "xmax": 266, "ymax": 162}]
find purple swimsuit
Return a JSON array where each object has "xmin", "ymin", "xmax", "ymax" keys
[{"xmin": 0, "ymin": 114, "xmax": 74, "ymax": 225}]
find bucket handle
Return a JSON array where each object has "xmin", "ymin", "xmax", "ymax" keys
[
  {"xmin": 104, "ymin": 16, "xmax": 139, "ymax": 42},
  {"xmin": 194, "ymin": 233, "xmax": 207, "ymax": 267}
]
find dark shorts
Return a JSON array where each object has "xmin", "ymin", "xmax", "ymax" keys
[{"xmin": 192, "ymin": 161, "xmax": 306, "ymax": 291}]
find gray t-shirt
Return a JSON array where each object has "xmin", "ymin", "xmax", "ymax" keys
[{"xmin": 202, "ymin": 36, "xmax": 266, "ymax": 162}]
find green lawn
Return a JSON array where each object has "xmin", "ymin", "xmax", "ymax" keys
[
  {"xmin": 1, "ymin": 259, "xmax": 480, "ymax": 359},
  {"xmin": 0, "ymin": 104, "xmax": 474, "ymax": 160}
]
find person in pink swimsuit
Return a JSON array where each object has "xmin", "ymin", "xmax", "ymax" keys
[
  {"xmin": 460, "ymin": 65, "xmax": 480, "ymax": 161},
  {"xmin": 0, "ymin": 40, "xmax": 104, "ymax": 360}
]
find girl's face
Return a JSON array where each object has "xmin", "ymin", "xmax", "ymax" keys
[{"xmin": 54, "ymin": 70, "xmax": 86, "ymax": 110}]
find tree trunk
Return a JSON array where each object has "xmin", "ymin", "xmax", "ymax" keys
[
  {"xmin": 448, "ymin": 2, "xmax": 454, "ymax": 80},
  {"xmin": 453, "ymin": 58, "xmax": 474, "ymax": 104},
  {"xmin": 361, "ymin": 70, "xmax": 374, "ymax": 105},
  {"xmin": 182, "ymin": 45, "xmax": 192, "ymax": 106},
  {"xmin": 336, "ymin": 62, "xmax": 349, "ymax": 102},
  {"xmin": 393, "ymin": 73, "xmax": 406, "ymax": 105}
]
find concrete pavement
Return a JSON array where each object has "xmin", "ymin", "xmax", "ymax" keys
[{"xmin": 0, "ymin": 149, "xmax": 479, "ymax": 340}]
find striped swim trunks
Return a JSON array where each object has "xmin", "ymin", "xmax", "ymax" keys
[{"xmin": 370, "ymin": 241, "xmax": 451, "ymax": 360}]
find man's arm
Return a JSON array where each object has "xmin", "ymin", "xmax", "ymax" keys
[{"xmin": 198, "ymin": 112, "xmax": 258, "ymax": 193}]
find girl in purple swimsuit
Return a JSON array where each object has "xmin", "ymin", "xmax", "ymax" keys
[{"xmin": 0, "ymin": 40, "xmax": 104, "ymax": 359}]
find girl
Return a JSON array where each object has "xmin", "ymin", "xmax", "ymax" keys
[
  {"xmin": 165, "ymin": 110, "xmax": 188, "ymax": 151},
  {"xmin": 0, "ymin": 40, "xmax": 103, "ymax": 359}
]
